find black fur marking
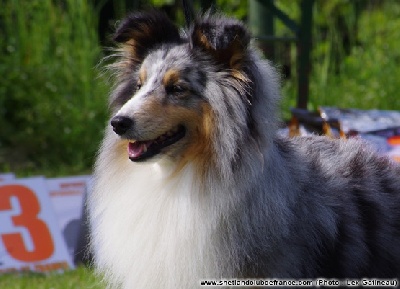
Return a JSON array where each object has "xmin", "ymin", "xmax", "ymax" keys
[
  {"xmin": 110, "ymin": 81, "xmax": 136, "ymax": 110},
  {"xmin": 274, "ymin": 137, "xmax": 293, "ymax": 157},
  {"xmin": 348, "ymin": 150, "xmax": 367, "ymax": 179},
  {"xmin": 320, "ymin": 216, "xmax": 350, "ymax": 278},
  {"xmin": 114, "ymin": 11, "xmax": 181, "ymax": 63},
  {"xmin": 190, "ymin": 16, "xmax": 250, "ymax": 68},
  {"xmin": 192, "ymin": 22, "xmax": 249, "ymax": 50}
]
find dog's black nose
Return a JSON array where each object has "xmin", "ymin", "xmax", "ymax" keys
[{"xmin": 110, "ymin": 116, "xmax": 133, "ymax": 136}]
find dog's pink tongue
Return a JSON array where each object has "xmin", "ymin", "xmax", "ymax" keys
[{"xmin": 128, "ymin": 142, "xmax": 146, "ymax": 159}]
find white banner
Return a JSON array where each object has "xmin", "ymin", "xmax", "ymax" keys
[
  {"xmin": 0, "ymin": 177, "xmax": 73, "ymax": 273},
  {"xmin": 0, "ymin": 173, "xmax": 15, "ymax": 183},
  {"xmin": 46, "ymin": 175, "xmax": 92, "ymax": 259}
]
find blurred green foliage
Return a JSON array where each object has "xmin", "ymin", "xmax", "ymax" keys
[
  {"xmin": 0, "ymin": 0, "xmax": 400, "ymax": 176},
  {"xmin": 308, "ymin": 1, "xmax": 400, "ymax": 110},
  {"xmin": 0, "ymin": 0, "xmax": 108, "ymax": 175},
  {"xmin": 278, "ymin": 0, "xmax": 400, "ymax": 115}
]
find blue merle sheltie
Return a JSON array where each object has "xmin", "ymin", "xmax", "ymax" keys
[{"xmin": 88, "ymin": 10, "xmax": 400, "ymax": 289}]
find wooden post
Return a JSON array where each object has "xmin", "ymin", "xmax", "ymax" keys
[{"xmin": 297, "ymin": 0, "xmax": 314, "ymax": 109}]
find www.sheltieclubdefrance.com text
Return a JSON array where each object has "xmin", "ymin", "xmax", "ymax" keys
[{"xmin": 200, "ymin": 278, "xmax": 399, "ymax": 287}]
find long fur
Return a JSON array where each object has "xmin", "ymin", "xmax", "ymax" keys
[{"xmin": 89, "ymin": 11, "xmax": 400, "ymax": 289}]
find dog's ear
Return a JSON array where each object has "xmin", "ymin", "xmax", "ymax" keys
[
  {"xmin": 114, "ymin": 11, "xmax": 181, "ymax": 63},
  {"xmin": 190, "ymin": 16, "xmax": 251, "ymax": 70}
]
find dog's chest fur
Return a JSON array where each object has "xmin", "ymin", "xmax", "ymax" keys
[{"xmin": 90, "ymin": 144, "xmax": 230, "ymax": 288}]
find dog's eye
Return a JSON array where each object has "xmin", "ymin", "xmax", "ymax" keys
[
  {"xmin": 166, "ymin": 84, "xmax": 186, "ymax": 95},
  {"xmin": 136, "ymin": 81, "xmax": 142, "ymax": 91}
]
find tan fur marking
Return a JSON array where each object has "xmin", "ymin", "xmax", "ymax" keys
[
  {"xmin": 162, "ymin": 69, "xmax": 181, "ymax": 87},
  {"xmin": 139, "ymin": 68, "xmax": 147, "ymax": 83},
  {"xmin": 121, "ymin": 23, "xmax": 153, "ymax": 64},
  {"xmin": 124, "ymin": 39, "xmax": 140, "ymax": 63},
  {"xmin": 140, "ymin": 97, "xmax": 164, "ymax": 119},
  {"xmin": 199, "ymin": 33, "xmax": 213, "ymax": 50},
  {"xmin": 231, "ymin": 69, "xmax": 249, "ymax": 82},
  {"xmin": 173, "ymin": 103, "xmax": 215, "ymax": 178},
  {"xmin": 111, "ymin": 138, "xmax": 131, "ymax": 163},
  {"xmin": 229, "ymin": 42, "xmax": 244, "ymax": 69}
]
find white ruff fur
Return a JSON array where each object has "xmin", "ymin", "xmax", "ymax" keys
[{"xmin": 90, "ymin": 135, "xmax": 227, "ymax": 289}]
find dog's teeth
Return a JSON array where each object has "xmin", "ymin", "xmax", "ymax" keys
[{"xmin": 142, "ymin": 144, "xmax": 147, "ymax": 153}]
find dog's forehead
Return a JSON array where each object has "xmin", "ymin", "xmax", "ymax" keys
[{"xmin": 141, "ymin": 45, "xmax": 190, "ymax": 77}]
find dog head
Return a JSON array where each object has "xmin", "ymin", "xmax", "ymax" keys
[{"xmin": 108, "ymin": 11, "xmax": 252, "ymax": 166}]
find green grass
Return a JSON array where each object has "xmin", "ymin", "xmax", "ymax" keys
[{"xmin": 0, "ymin": 266, "xmax": 104, "ymax": 289}]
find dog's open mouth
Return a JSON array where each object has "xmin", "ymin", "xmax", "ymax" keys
[{"xmin": 128, "ymin": 126, "xmax": 186, "ymax": 161}]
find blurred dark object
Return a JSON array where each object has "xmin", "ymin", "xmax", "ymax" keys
[
  {"xmin": 281, "ymin": 107, "xmax": 400, "ymax": 163},
  {"xmin": 73, "ymin": 192, "xmax": 93, "ymax": 266}
]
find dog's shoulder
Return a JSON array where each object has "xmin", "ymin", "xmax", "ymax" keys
[{"xmin": 275, "ymin": 134, "xmax": 400, "ymax": 189}]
